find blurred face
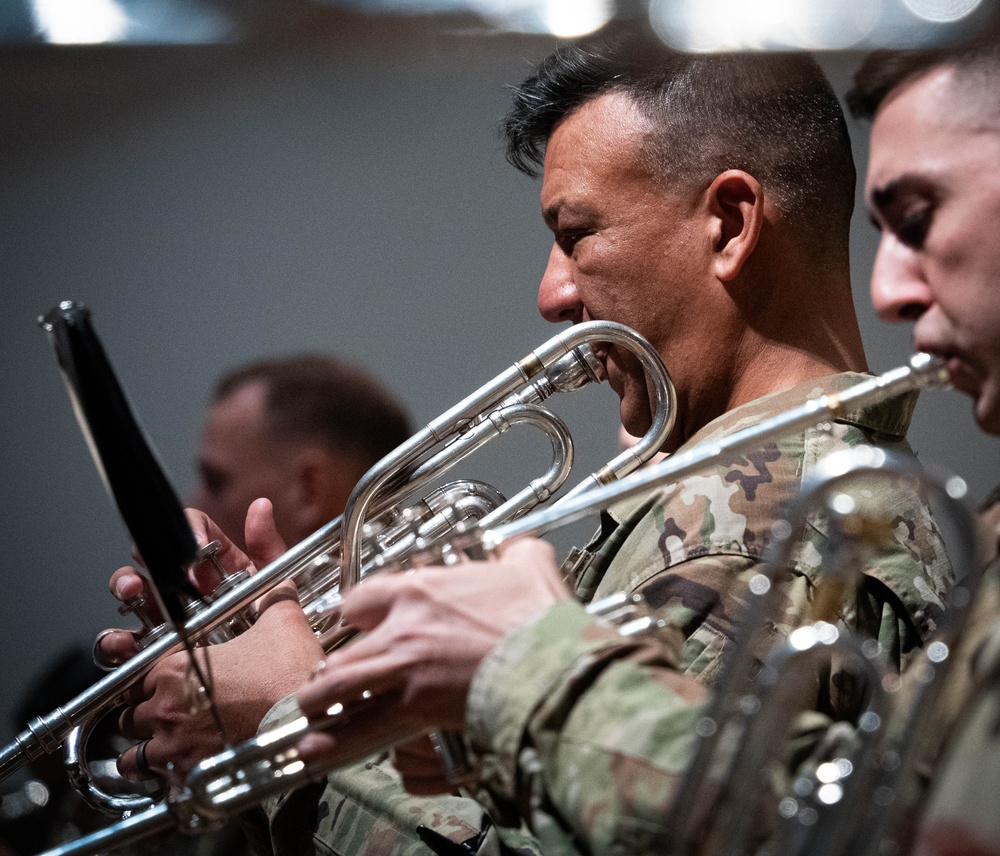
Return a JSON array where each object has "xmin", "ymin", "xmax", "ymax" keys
[
  {"xmin": 866, "ymin": 66, "xmax": 1000, "ymax": 435},
  {"xmin": 537, "ymin": 92, "xmax": 727, "ymax": 447},
  {"xmin": 188, "ymin": 382, "xmax": 298, "ymax": 549}
]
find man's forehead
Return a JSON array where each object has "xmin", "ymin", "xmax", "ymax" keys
[
  {"xmin": 864, "ymin": 70, "xmax": 950, "ymax": 195},
  {"xmin": 543, "ymin": 92, "xmax": 651, "ymax": 162},
  {"xmin": 213, "ymin": 380, "xmax": 268, "ymax": 421},
  {"xmin": 865, "ymin": 63, "xmax": 1000, "ymax": 194},
  {"xmin": 867, "ymin": 63, "xmax": 995, "ymax": 155},
  {"xmin": 202, "ymin": 383, "xmax": 270, "ymax": 450},
  {"xmin": 540, "ymin": 92, "xmax": 655, "ymax": 211}
]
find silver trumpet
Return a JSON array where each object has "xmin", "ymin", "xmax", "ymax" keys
[
  {"xmin": 35, "ymin": 353, "xmax": 952, "ymax": 856},
  {"xmin": 0, "ymin": 319, "xmax": 675, "ymax": 813},
  {"xmin": 663, "ymin": 444, "xmax": 980, "ymax": 856},
  {"xmin": 41, "ymin": 593, "xmax": 677, "ymax": 855}
]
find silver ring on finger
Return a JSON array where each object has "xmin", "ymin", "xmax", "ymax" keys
[{"xmin": 92, "ymin": 629, "xmax": 120, "ymax": 672}]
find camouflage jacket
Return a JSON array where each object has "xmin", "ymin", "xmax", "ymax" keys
[
  {"xmin": 904, "ymin": 489, "xmax": 1000, "ymax": 856},
  {"xmin": 463, "ymin": 373, "xmax": 954, "ymax": 855}
]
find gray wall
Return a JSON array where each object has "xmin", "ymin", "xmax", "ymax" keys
[{"xmin": 0, "ymin": 26, "xmax": 995, "ymax": 749}]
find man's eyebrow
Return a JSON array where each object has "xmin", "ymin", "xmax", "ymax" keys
[
  {"xmin": 869, "ymin": 173, "xmax": 937, "ymax": 217},
  {"xmin": 869, "ymin": 179, "xmax": 901, "ymax": 217},
  {"xmin": 542, "ymin": 200, "xmax": 590, "ymax": 228}
]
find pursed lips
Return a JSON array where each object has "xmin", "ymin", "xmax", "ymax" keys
[{"xmin": 917, "ymin": 338, "xmax": 981, "ymax": 396}]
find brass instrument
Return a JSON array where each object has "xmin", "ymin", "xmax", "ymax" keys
[
  {"xmin": 0, "ymin": 311, "xmax": 676, "ymax": 813},
  {"xmin": 663, "ymin": 444, "xmax": 979, "ymax": 856},
  {"xmin": 34, "ymin": 353, "xmax": 953, "ymax": 856}
]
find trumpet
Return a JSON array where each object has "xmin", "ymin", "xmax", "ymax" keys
[
  {"xmin": 35, "ymin": 353, "xmax": 952, "ymax": 856},
  {"xmin": 0, "ymin": 310, "xmax": 676, "ymax": 811}
]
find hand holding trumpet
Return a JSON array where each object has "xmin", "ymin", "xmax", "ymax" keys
[
  {"xmin": 294, "ymin": 537, "xmax": 572, "ymax": 794},
  {"xmin": 96, "ymin": 499, "xmax": 324, "ymax": 782},
  {"xmin": 98, "ymin": 497, "xmax": 572, "ymax": 794}
]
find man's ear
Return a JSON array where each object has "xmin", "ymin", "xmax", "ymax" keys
[
  {"xmin": 706, "ymin": 170, "xmax": 765, "ymax": 282},
  {"xmin": 288, "ymin": 446, "xmax": 355, "ymax": 535}
]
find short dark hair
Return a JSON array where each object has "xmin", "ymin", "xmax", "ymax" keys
[
  {"xmin": 502, "ymin": 28, "xmax": 856, "ymax": 247},
  {"xmin": 214, "ymin": 354, "xmax": 412, "ymax": 470},
  {"xmin": 848, "ymin": 38, "xmax": 1000, "ymax": 122}
]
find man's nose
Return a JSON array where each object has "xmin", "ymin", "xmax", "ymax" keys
[
  {"xmin": 870, "ymin": 237, "xmax": 931, "ymax": 323},
  {"xmin": 537, "ymin": 243, "xmax": 584, "ymax": 324}
]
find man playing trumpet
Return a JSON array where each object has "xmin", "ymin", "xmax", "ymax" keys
[
  {"xmin": 847, "ymin": 35, "xmax": 1000, "ymax": 856},
  {"xmin": 98, "ymin": 28, "xmax": 952, "ymax": 856}
]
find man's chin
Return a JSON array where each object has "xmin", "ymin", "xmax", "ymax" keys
[
  {"xmin": 974, "ymin": 390, "xmax": 1000, "ymax": 437},
  {"xmin": 620, "ymin": 402, "xmax": 652, "ymax": 441}
]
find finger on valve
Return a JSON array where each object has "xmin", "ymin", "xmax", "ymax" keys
[{"xmin": 243, "ymin": 497, "xmax": 289, "ymax": 570}]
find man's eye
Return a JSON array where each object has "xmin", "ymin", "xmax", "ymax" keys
[
  {"xmin": 558, "ymin": 231, "xmax": 588, "ymax": 254},
  {"xmin": 201, "ymin": 470, "xmax": 226, "ymax": 494},
  {"xmin": 895, "ymin": 207, "xmax": 932, "ymax": 249}
]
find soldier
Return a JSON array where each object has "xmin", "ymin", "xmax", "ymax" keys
[
  {"xmin": 285, "ymin": 30, "xmax": 952, "ymax": 854},
  {"xmin": 848, "ymin": 37, "xmax": 1000, "ymax": 856},
  {"xmin": 102, "ymin": 29, "xmax": 951, "ymax": 856}
]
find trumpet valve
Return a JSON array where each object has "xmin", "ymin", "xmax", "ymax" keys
[{"xmin": 118, "ymin": 590, "xmax": 169, "ymax": 646}]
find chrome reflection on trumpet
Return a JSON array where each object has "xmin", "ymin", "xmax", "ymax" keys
[
  {"xmin": 0, "ymin": 317, "xmax": 676, "ymax": 813},
  {"xmin": 663, "ymin": 444, "xmax": 979, "ymax": 856},
  {"xmin": 33, "ymin": 355, "xmax": 954, "ymax": 856}
]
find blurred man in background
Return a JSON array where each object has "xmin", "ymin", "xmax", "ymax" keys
[
  {"xmin": 188, "ymin": 354, "xmax": 412, "ymax": 550},
  {"xmin": 103, "ymin": 352, "xmax": 412, "ymax": 656}
]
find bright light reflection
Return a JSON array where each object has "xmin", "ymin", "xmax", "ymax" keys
[
  {"xmin": 32, "ymin": 0, "xmax": 128, "ymax": 43},
  {"xmin": 260, "ymin": 717, "xmax": 308, "ymax": 747},
  {"xmin": 25, "ymin": 781, "xmax": 50, "ymax": 807},
  {"xmin": 469, "ymin": 0, "xmax": 612, "ymax": 36},
  {"xmin": 816, "ymin": 761, "xmax": 842, "ymax": 783},
  {"xmin": 650, "ymin": 0, "xmax": 800, "ymax": 51},
  {"xmin": 831, "ymin": 493, "xmax": 857, "ymax": 515},
  {"xmin": 816, "ymin": 622, "xmax": 839, "ymax": 645},
  {"xmin": 789, "ymin": 625, "xmax": 819, "ymax": 651},
  {"xmin": 540, "ymin": 0, "xmax": 613, "ymax": 37},
  {"xmin": 946, "ymin": 475, "xmax": 968, "ymax": 499},
  {"xmin": 789, "ymin": 0, "xmax": 880, "ymax": 49},
  {"xmin": 817, "ymin": 782, "xmax": 844, "ymax": 805},
  {"xmin": 650, "ymin": 0, "xmax": 880, "ymax": 52},
  {"xmin": 927, "ymin": 641, "xmax": 950, "ymax": 663},
  {"xmin": 903, "ymin": 0, "xmax": 982, "ymax": 22}
]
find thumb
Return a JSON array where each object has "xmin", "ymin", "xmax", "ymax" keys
[{"xmin": 245, "ymin": 498, "xmax": 288, "ymax": 571}]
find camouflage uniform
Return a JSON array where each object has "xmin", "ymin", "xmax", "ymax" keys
[
  {"xmin": 906, "ymin": 490, "xmax": 1000, "ymax": 856},
  {"xmin": 253, "ymin": 373, "xmax": 950, "ymax": 856},
  {"xmin": 463, "ymin": 373, "xmax": 953, "ymax": 855}
]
